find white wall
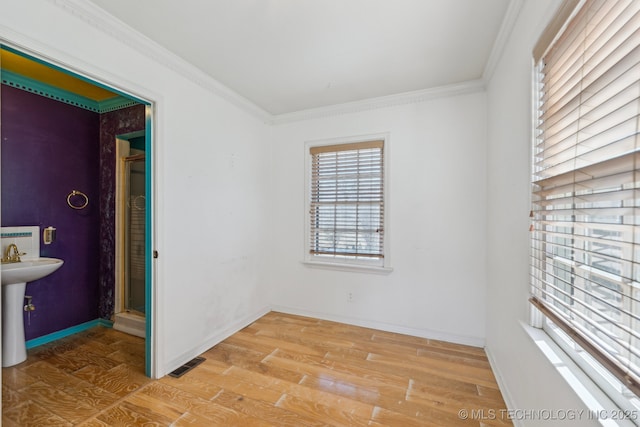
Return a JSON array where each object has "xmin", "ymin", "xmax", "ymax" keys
[
  {"xmin": 0, "ymin": 0, "xmax": 272, "ymax": 376},
  {"xmin": 270, "ymin": 91, "xmax": 489, "ymax": 346},
  {"xmin": 485, "ymin": 1, "xmax": 600, "ymax": 425}
]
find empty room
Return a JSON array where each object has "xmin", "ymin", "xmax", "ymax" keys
[{"xmin": 1, "ymin": 0, "xmax": 639, "ymax": 426}]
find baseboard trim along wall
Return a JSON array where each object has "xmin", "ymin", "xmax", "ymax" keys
[
  {"xmin": 270, "ymin": 305, "xmax": 486, "ymax": 348},
  {"xmin": 26, "ymin": 318, "xmax": 113, "ymax": 349},
  {"xmin": 162, "ymin": 305, "xmax": 271, "ymax": 377},
  {"xmin": 484, "ymin": 346, "xmax": 521, "ymax": 427}
]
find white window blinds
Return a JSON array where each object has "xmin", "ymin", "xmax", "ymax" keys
[
  {"xmin": 530, "ymin": 0, "xmax": 640, "ymax": 395},
  {"xmin": 309, "ymin": 140, "xmax": 384, "ymax": 261}
]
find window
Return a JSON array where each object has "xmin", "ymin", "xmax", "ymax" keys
[
  {"xmin": 305, "ymin": 136, "xmax": 389, "ymax": 270},
  {"xmin": 530, "ymin": 0, "xmax": 640, "ymax": 406}
]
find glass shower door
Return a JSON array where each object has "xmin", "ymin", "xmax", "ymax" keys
[{"xmin": 124, "ymin": 155, "xmax": 146, "ymax": 314}]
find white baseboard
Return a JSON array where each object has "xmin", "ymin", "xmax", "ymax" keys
[
  {"xmin": 484, "ymin": 346, "xmax": 522, "ymax": 427},
  {"xmin": 162, "ymin": 305, "xmax": 271, "ymax": 376},
  {"xmin": 270, "ymin": 305, "xmax": 486, "ymax": 348}
]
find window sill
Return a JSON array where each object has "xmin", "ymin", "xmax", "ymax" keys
[
  {"xmin": 301, "ymin": 260, "xmax": 393, "ymax": 275},
  {"xmin": 521, "ymin": 321, "xmax": 637, "ymax": 427}
]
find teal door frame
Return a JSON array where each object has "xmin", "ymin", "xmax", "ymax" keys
[{"xmin": 144, "ymin": 107, "xmax": 153, "ymax": 377}]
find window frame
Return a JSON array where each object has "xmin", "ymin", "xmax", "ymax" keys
[
  {"xmin": 303, "ymin": 133, "xmax": 392, "ymax": 273},
  {"xmin": 529, "ymin": 0, "xmax": 640, "ymax": 415}
]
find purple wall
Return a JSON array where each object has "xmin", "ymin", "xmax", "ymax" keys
[
  {"xmin": 2, "ymin": 85, "xmax": 100, "ymax": 340},
  {"xmin": 1, "ymin": 85, "xmax": 145, "ymax": 340}
]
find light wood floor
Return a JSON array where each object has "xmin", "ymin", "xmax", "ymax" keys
[{"xmin": 2, "ymin": 312, "xmax": 512, "ymax": 426}]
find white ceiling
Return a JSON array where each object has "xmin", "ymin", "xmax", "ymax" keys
[{"xmin": 88, "ymin": 0, "xmax": 512, "ymax": 116}]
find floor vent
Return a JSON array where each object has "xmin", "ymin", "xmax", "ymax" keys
[{"xmin": 168, "ymin": 356, "xmax": 206, "ymax": 378}]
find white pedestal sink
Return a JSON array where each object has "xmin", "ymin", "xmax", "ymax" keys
[{"xmin": 1, "ymin": 257, "xmax": 63, "ymax": 367}]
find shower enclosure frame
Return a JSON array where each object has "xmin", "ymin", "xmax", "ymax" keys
[{"xmin": 114, "ymin": 134, "xmax": 147, "ymax": 337}]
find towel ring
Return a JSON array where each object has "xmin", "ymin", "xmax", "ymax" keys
[{"xmin": 67, "ymin": 190, "xmax": 89, "ymax": 210}]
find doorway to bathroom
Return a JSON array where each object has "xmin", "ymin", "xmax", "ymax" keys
[
  {"xmin": 0, "ymin": 44, "xmax": 156, "ymax": 377},
  {"xmin": 114, "ymin": 133, "xmax": 147, "ymax": 338}
]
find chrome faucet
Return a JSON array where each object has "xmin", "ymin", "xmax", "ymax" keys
[{"xmin": 2, "ymin": 244, "xmax": 25, "ymax": 264}]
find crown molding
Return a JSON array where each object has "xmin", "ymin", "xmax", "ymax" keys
[
  {"xmin": 49, "ymin": 0, "xmax": 273, "ymax": 123},
  {"xmin": 2, "ymin": 69, "xmax": 100, "ymax": 112},
  {"xmin": 482, "ymin": 0, "xmax": 525, "ymax": 83},
  {"xmin": 98, "ymin": 96, "xmax": 141, "ymax": 113},
  {"xmin": 271, "ymin": 79, "xmax": 486, "ymax": 125},
  {"xmin": 1, "ymin": 68, "xmax": 136, "ymax": 113},
  {"xmin": 47, "ymin": 0, "xmax": 500, "ymax": 126}
]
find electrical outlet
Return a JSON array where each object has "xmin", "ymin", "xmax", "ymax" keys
[{"xmin": 347, "ymin": 292, "xmax": 355, "ymax": 303}]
